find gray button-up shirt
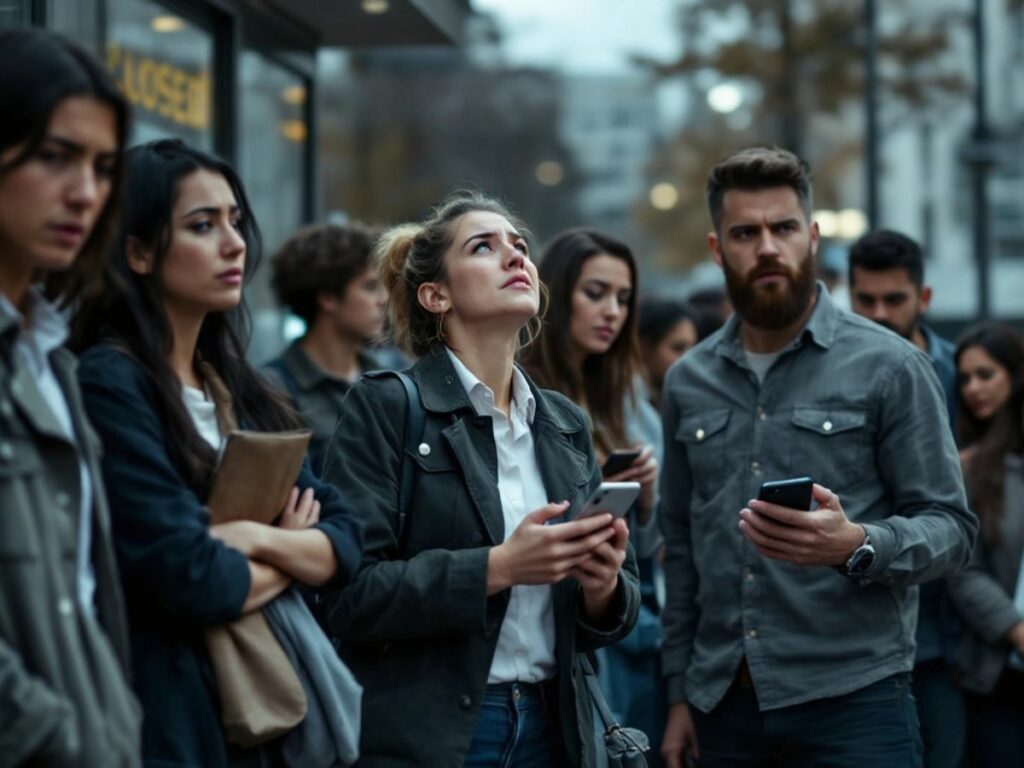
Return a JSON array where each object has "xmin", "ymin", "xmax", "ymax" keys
[{"xmin": 659, "ymin": 284, "xmax": 976, "ymax": 712}]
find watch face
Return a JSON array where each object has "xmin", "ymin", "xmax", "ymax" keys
[{"xmin": 847, "ymin": 547, "xmax": 876, "ymax": 576}]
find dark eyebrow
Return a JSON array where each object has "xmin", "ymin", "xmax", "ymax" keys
[
  {"xmin": 181, "ymin": 205, "xmax": 241, "ymax": 221},
  {"xmin": 461, "ymin": 229, "xmax": 524, "ymax": 248},
  {"xmin": 43, "ymin": 135, "xmax": 118, "ymax": 159}
]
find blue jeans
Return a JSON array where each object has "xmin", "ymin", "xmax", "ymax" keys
[
  {"xmin": 912, "ymin": 659, "xmax": 966, "ymax": 768},
  {"xmin": 690, "ymin": 672, "xmax": 923, "ymax": 767},
  {"xmin": 465, "ymin": 682, "xmax": 563, "ymax": 768}
]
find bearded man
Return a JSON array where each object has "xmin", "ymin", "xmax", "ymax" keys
[{"xmin": 657, "ymin": 147, "xmax": 977, "ymax": 768}]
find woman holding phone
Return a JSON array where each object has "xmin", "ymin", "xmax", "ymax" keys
[
  {"xmin": 70, "ymin": 139, "xmax": 361, "ymax": 767},
  {"xmin": 322, "ymin": 190, "xmax": 639, "ymax": 767},
  {"xmin": 522, "ymin": 228, "xmax": 666, "ymax": 760}
]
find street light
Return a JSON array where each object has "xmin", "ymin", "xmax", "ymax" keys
[
  {"xmin": 649, "ymin": 183, "xmax": 679, "ymax": 210},
  {"xmin": 707, "ymin": 83, "xmax": 743, "ymax": 114}
]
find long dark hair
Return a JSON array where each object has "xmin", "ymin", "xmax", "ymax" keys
[
  {"xmin": 956, "ymin": 322, "xmax": 1024, "ymax": 544},
  {"xmin": 523, "ymin": 229, "xmax": 641, "ymax": 456},
  {"xmin": 0, "ymin": 28, "xmax": 130, "ymax": 306},
  {"xmin": 70, "ymin": 139, "xmax": 299, "ymax": 490},
  {"xmin": 955, "ymin": 322, "xmax": 1024, "ymax": 448}
]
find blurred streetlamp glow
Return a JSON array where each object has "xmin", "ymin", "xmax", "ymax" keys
[
  {"xmin": 281, "ymin": 85, "xmax": 306, "ymax": 105},
  {"xmin": 280, "ymin": 120, "xmax": 308, "ymax": 143},
  {"xmin": 707, "ymin": 83, "xmax": 743, "ymax": 114},
  {"xmin": 836, "ymin": 208, "xmax": 868, "ymax": 240},
  {"xmin": 535, "ymin": 161, "xmax": 564, "ymax": 186},
  {"xmin": 151, "ymin": 15, "xmax": 184, "ymax": 33},
  {"xmin": 649, "ymin": 182, "xmax": 679, "ymax": 210},
  {"xmin": 815, "ymin": 209, "xmax": 838, "ymax": 238},
  {"xmin": 362, "ymin": 0, "xmax": 389, "ymax": 14}
]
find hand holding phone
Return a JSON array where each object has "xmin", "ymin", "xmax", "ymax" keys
[
  {"xmin": 601, "ymin": 448, "xmax": 643, "ymax": 477},
  {"xmin": 757, "ymin": 476, "xmax": 814, "ymax": 510},
  {"xmin": 577, "ymin": 481, "xmax": 641, "ymax": 520}
]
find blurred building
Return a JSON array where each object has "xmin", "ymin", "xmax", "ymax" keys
[
  {"xmin": 2, "ymin": 0, "xmax": 469, "ymax": 360},
  {"xmin": 558, "ymin": 74, "xmax": 661, "ymax": 250},
  {"xmin": 875, "ymin": 0, "xmax": 1024, "ymax": 326}
]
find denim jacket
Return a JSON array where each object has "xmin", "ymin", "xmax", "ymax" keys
[{"xmin": 659, "ymin": 285, "xmax": 976, "ymax": 712}]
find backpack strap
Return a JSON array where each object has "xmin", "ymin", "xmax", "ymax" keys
[{"xmin": 391, "ymin": 371, "xmax": 425, "ymax": 542}]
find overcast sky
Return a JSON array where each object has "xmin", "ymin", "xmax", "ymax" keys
[{"xmin": 472, "ymin": 0, "xmax": 682, "ymax": 74}]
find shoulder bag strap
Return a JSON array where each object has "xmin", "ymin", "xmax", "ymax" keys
[{"xmin": 392, "ymin": 371, "xmax": 425, "ymax": 543}]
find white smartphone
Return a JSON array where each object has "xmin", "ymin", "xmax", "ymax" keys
[{"xmin": 576, "ymin": 481, "xmax": 641, "ymax": 520}]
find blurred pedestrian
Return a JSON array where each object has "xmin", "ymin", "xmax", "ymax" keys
[
  {"xmin": 659, "ymin": 147, "xmax": 976, "ymax": 768},
  {"xmin": 638, "ymin": 297, "xmax": 698, "ymax": 410},
  {"xmin": 954, "ymin": 323, "xmax": 1024, "ymax": 452},
  {"xmin": 523, "ymin": 228, "xmax": 665, "ymax": 761},
  {"xmin": 70, "ymin": 139, "xmax": 362, "ymax": 767},
  {"xmin": 321, "ymin": 191, "xmax": 640, "ymax": 767},
  {"xmin": 0, "ymin": 28, "xmax": 141, "ymax": 768},
  {"xmin": 848, "ymin": 228, "xmax": 963, "ymax": 768},
  {"xmin": 265, "ymin": 222, "xmax": 393, "ymax": 475},
  {"xmin": 948, "ymin": 338, "xmax": 1024, "ymax": 766}
]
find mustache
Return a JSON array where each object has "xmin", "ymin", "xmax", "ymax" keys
[{"xmin": 748, "ymin": 262, "xmax": 794, "ymax": 282}]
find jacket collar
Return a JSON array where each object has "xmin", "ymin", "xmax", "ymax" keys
[{"xmin": 283, "ymin": 339, "xmax": 379, "ymax": 391}]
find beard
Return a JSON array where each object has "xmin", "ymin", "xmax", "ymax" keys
[
  {"xmin": 722, "ymin": 245, "xmax": 818, "ymax": 330},
  {"xmin": 873, "ymin": 313, "xmax": 920, "ymax": 341}
]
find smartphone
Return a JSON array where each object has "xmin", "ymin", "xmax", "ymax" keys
[
  {"xmin": 757, "ymin": 476, "xmax": 814, "ymax": 510},
  {"xmin": 601, "ymin": 447, "xmax": 643, "ymax": 477},
  {"xmin": 577, "ymin": 482, "xmax": 641, "ymax": 520}
]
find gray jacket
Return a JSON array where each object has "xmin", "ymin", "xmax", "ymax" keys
[
  {"xmin": 0, "ymin": 317, "xmax": 141, "ymax": 766},
  {"xmin": 948, "ymin": 454, "xmax": 1024, "ymax": 694}
]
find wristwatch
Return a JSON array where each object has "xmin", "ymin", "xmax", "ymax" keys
[{"xmin": 838, "ymin": 528, "xmax": 875, "ymax": 578}]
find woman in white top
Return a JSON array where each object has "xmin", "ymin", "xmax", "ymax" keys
[{"xmin": 322, "ymin": 190, "xmax": 641, "ymax": 767}]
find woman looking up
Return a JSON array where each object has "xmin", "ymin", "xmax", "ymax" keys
[
  {"xmin": 71, "ymin": 139, "xmax": 361, "ymax": 767},
  {"xmin": 0, "ymin": 28, "xmax": 140, "ymax": 767},
  {"xmin": 323, "ymin": 191, "xmax": 640, "ymax": 767}
]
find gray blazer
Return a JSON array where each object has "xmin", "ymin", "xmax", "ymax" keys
[
  {"xmin": 0, "ymin": 318, "xmax": 141, "ymax": 766},
  {"xmin": 948, "ymin": 454, "xmax": 1024, "ymax": 694}
]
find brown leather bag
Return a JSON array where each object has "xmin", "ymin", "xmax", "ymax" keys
[{"xmin": 200, "ymin": 363, "xmax": 311, "ymax": 746}]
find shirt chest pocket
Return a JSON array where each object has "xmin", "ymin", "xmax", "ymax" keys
[
  {"xmin": 675, "ymin": 409, "xmax": 731, "ymax": 497},
  {"xmin": 0, "ymin": 436, "xmax": 45, "ymax": 559},
  {"xmin": 789, "ymin": 407, "xmax": 872, "ymax": 491}
]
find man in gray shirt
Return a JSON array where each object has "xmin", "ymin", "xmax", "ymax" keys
[{"xmin": 658, "ymin": 147, "xmax": 976, "ymax": 768}]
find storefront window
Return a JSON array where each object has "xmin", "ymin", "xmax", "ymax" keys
[
  {"xmin": 105, "ymin": 0, "xmax": 214, "ymax": 149},
  {"xmin": 239, "ymin": 50, "xmax": 309, "ymax": 362}
]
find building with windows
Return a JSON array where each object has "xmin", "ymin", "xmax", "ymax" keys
[{"xmin": 3, "ymin": 0, "xmax": 468, "ymax": 359}]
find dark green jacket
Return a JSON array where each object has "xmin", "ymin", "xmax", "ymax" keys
[
  {"xmin": 322, "ymin": 346, "xmax": 640, "ymax": 767},
  {"xmin": 0, "ymin": 317, "xmax": 141, "ymax": 766}
]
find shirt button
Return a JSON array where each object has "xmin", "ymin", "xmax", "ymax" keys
[
  {"xmin": 418, "ymin": 442, "xmax": 431, "ymax": 456},
  {"xmin": 444, "ymin": 375, "xmax": 454, "ymax": 385},
  {"xmin": 747, "ymin": 629, "xmax": 758, "ymax": 639},
  {"xmin": 756, "ymin": 408, "xmax": 767, "ymax": 421},
  {"xmin": 823, "ymin": 420, "xmax": 833, "ymax": 432},
  {"xmin": 0, "ymin": 441, "xmax": 13, "ymax": 462},
  {"xmin": 458, "ymin": 694, "xmax": 473, "ymax": 710},
  {"xmin": 695, "ymin": 428, "xmax": 705, "ymax": 441},
  {"xmin": 751, "ymin": 461, "xmax": 761, "ymax": 474},
  {"xmin": 745, "ymin": 568, "xmax": 754, "ymax": 581},
  {"xmin": 57, "ymin": 597, "xmax": 74, "ymax": 617},
  {"xmin": 55, "ymin": 491, "xmax": 72, "ymax": 509}
]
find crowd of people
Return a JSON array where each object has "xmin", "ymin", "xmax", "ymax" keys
[{"xmin": 3, "ymin": 27, "xmax": 1023, "ymax": 768}]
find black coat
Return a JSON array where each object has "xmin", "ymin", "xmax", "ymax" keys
[
  {"xmin": 78, "ymin": 344, "xmax": 362, "ymax": 768},
  {"xmin": 322, "ymin": 346, "xmax": 640, "ymax": 768}
]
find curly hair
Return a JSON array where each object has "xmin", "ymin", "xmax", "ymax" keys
[{"xmin": 271, "ymin": 222, "xmax": 376, "ymax": 325}]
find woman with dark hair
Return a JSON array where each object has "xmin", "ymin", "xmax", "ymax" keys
[
  {"xmin": 71, "ymin": 139, "xmax": 362, "ymax": 767},
  {"xmin": 948, "ymin": 324, "xmax": 1024, "ymax": 766},
  {"xmin": 322, "ymin": 191, "xmax": 639, "ymax": 766},
  {"xmin": 955, "ymin": 322, "xmax": 1024, "ymax": 450},
  {"xmin": 0, "ymin": 28, "xmax": 140, "ymax": 767},
  {"xmin": 637, "ymin": 296, "xmax": 698, "ymax": 410},
  {"xmin": 264, "ymin": 221, "xmax": 392, "ymax": 474},
  {"xmin": 522, "ymin": 228, "xmax": 665, "ymax": 759}
]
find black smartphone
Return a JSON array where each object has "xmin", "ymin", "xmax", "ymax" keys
[
  {"xmin": 757, "ymin": 476, "xmax": 814, "ymax": 510},
  {"xmin": 601, "ymin": 448, "xmax": 642, "ymax": 476}
]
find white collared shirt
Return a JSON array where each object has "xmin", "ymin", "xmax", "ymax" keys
[
  {"xmin": 445, "ymin": 348, "xmax": 556, "ymax": 684},
  {"xmin": 0, "ymin": 288, "xmax": 95, "ymax": 614}
]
